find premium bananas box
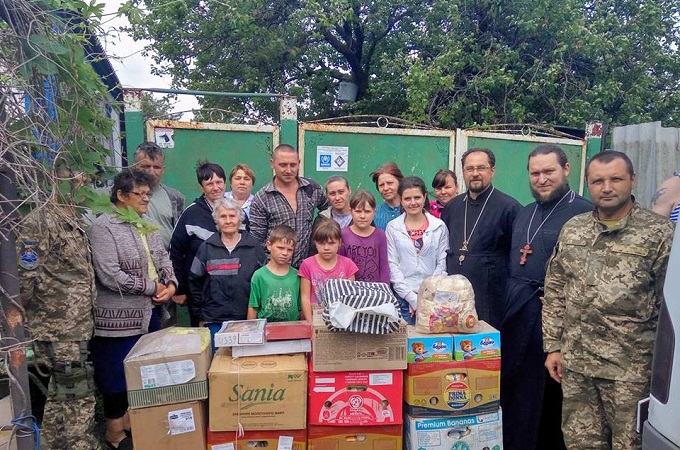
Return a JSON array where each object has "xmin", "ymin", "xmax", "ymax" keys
[
  {"xmin": 404, "ymin": 358, "xmax": 500, "ymax": 416},
  {"xmin": 404, "ymin": 410, "xmax": 503, "ymax": 450}
]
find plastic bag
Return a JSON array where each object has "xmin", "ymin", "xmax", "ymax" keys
[{"xmin": 416, "ymin": 274, "xmax": 478, "ymax": 333}]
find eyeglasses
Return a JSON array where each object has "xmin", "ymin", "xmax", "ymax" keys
[
  {"xmin": 129, "ymin": 191, "xmax": 153, "ymax": 199},
  {"xmin": 463, "ymin": 165, "xmax": 492, "ymax": 174}
]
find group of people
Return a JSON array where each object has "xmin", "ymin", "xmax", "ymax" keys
[{"xmin": 16, "ymin": 139, "xmax": 673, "ymax": 450}]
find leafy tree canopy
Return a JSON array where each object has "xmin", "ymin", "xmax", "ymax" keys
[{"xmin": 123, "ymin": 0, "xmax": 680, "ymax": 128}]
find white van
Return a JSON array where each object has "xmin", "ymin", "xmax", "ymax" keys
[{"xmin": 643, "ymin": 224, "xmax": 680, "ymax": 449}]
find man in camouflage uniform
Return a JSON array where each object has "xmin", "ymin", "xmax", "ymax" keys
[
  {"xmin": 17, "ymin": 201, "xmax": 101, "ymax": 450},
  {"xmin": 543, "ymin": 151, "xmax": 674, "ymax": 450}
]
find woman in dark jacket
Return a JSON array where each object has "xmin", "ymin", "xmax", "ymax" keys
[{"xmin": 189, "ymin": 197, "xmax": 266, "ymax": 350}]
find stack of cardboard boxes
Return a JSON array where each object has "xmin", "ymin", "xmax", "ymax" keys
[
  {"xmin": 307, "ymin": 310, "xmax": 407, "ymax": 450},
  {"xmin": 122, "ymin": 314, "xmax": 503, "ymax": 449},
  {"xmin": 123, "ymin": 327, "xmax": 212, "ymax": 450},
  {"xmin": 405, "ymin": 321, "xmax": 504, "ymax": 450},
  {"xmin": 206, "ymin": 320, "xmax": 312, "ymax": 450}
]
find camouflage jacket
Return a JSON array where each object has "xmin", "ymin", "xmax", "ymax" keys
[
  {"xmin": 543, "ymin": 202, "xmax": 674, "ymax": 381},
  {"xmin": 16, "ymin": 206, "xmax": 95, "ymax": 342}
]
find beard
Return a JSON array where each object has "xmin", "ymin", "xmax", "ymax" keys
[
  {"xmin": 467, "ymin": 181, "xmax": 490, "ymax": 194},
  {"xmin": 531, "ymin": 182, "xmax": 569, "ymax": 204}
]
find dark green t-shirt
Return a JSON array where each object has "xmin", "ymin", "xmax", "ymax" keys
[{"xmin": 248, "ymin": 265, "xmax": 301, "ymax": 321}]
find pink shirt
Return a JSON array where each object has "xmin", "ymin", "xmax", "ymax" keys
[{"xmin": 299, "ymin": 255, "xmax": 359, "ymax": 304}]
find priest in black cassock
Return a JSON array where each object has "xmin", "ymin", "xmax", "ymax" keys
[
  {"xmin": 500, "ymin": 145, "xmax": 593, "ymax": 450},
  {"xmin": 441, "ymin": 148, "xmax": 521, "ymax": 329}
]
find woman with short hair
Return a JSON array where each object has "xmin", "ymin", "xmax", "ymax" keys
[
  {"xmin": 89, "ymin": 169, "xmax": 177, "ymax": 450},
  {"xmin": 188, "ymin": 197, "xmax": 266, "ymax": 350},
  {"xmin": 225, "ymin": 163, "xmax": 255, "ymax": 230}
]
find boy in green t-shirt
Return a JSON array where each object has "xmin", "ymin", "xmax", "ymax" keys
[{"xmin": 248, "ymin": 225, "xmax": 301, "ymax": 321}]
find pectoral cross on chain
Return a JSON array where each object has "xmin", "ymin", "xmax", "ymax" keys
[
  {"xmin": 459, "ymin": 241, "xmax": 469, "ymax": 265},
  {"xmin": 519, "ymin": 243, "xmax": 533, "ymax": 265}
]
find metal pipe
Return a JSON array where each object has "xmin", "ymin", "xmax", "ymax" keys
[
  {"xmin": 0, "ymin": 152, "xmax": 35, "ymax": 450},
  {"xmin": 127, "ymin": 87, "xmax": 283, "ymax": 99}
]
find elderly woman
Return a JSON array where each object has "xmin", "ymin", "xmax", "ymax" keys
[
  {"xmin": 170, "ymin": 160, "xmax": 227, "ymax": 325},
  {"xmin": 188, "ymin": 197, "xmax": 266, "ymax": 349},
  {"xmin": 89, "ymin": 169, "xmax": 177, "ymax": 450},
  {"xmin": 225, "ymin": 163, "xmax": 255, "ymax": 230}
]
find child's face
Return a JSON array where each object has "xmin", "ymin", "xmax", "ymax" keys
[
  {"xmin": 315, "ymin": 238, "xmax": 341, "ymax": 261},
  {"xmin": 351, "ymin": 203, "xmax": 375, "ymax": 230},
  {"xmin": 267, "ymin": 239, "xmax": 295, "ymax": 266}
]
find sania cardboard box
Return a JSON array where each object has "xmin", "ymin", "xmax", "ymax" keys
[
  {"xmin": 312, "ymin": 310, "xmax": 407, "ymax": 372},
  {"xmin": 308, "ymin": 425, "xmax": 403, "ymax": 450},
  {"xmin": 129, "ymin": 400, "xmax": 207, "ymax": 450},
  {"xmin": 308, "ymin": 363, "xmax": 403, "ymax": 426},
  {"xmin": 404, "ymin": 358, "xmax": 500, "ymax": 416},
  {"xmin": 404, "ymin": 410, "xmax": 503, "ymax": 450},
  {"xmin": 207, "ymin": 428, "xmax": 308, "ymax": 450},
  {"xmin": 124, "ymin": 327, "xmax": 211, "ymax": 408},
  {"xmin": 209, "ymin": 350, "xmax": 308, "ymax": 431},
  {"xmin": 215, "ymin": 319, "xmax": 266, "ymax": 347}
]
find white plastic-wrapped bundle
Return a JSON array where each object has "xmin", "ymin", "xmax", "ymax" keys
[{"xmin": 416, "ymin": 274, "xmax": 478, "ymax": 333}]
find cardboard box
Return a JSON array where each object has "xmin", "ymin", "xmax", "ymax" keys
[
  {"xmin": 266, "ymin": 321, "xmax": 312, "ymax": 341},
  {"xmin": 129, "ymin": 400, "xmax": 207, "ymax": 450},
  {"xmin": 404, "ymin": 358, "xmax": 500, "ymax": 416},
  {"xmin": 312, "ymin": 310, "xmax": 407, "ymax": 372},
  {"xmin": 452, "ymin": 321, "xmax": 500, "ymax": 361},
  {"xmin": 208, "ymin": 351, "xmax": 307, "ymax": 431},
  {"xmin": 231, "ymin": 339, "xmax": 311, "ymax": 358},
  {"xmin": 207, "ymin": 428, "xmax": 308, "ymax": 450},
  {"xmin": 408, "ymin": 322, "xmax": 500, "ymax": 363},
  {"xmin": 404, "ymin": 410, "xmax": 503, "ymax": 450},
  {"xmin": 308, "ymin": 363, "xmax": 403, "ymax": 426},
  {"xmin": 124, "ymin": 327, "xmax": 211, "ymax": 408},
  {"xmin": 215, "ymin": 319, "xmax": 266, "ymax": 347},
  {"xmin": 408, "ymin": 328, "xmax": 454, "ymax": 363},
  {"xmin": 308, "ymin": 425, "xmax": 402, "ymax": 450},
  {"xmin": 0, "ymin": 395, "xmax": 17, "ymax": 450}
]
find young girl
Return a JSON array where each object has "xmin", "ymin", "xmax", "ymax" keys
[
  {"xmin": 339, "ymin": 190, "xmax": 390, "ymax": 284},
  {"xmin": 299, "ymin": 219, "xmax": 359, "ymax": 320},
  {"xmin": 386, "ymin": 176, "xmax": 449, "ymax": 324}
]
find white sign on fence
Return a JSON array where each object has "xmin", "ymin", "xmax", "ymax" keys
[{"xmin": 316, "ymin": 146, "xmax": 349, "ymax": 172}]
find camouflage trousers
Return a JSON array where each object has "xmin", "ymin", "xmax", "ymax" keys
[
  {"xmin": 562, "ymin": 368, "xmax": 648, "ymax": 450},
  {"xmin": 34, "ymin": 341, "xmax": 102, "ymax": 450}
]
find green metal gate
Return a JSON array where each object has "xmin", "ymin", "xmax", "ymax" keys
[
  {"xmin": 145, "ymin": 119, "xmax": 279, "ymax": 200},
  {"xmin": 300, "ymin": 122, "xmax": 455, "ymax": 199},
  {"xmin": 456, "ymin": 129, "xmax": 586, "ymax": 205}
]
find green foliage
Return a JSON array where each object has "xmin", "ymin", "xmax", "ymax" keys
[
  {"xmin": 115, "ymin": 206, "xmax": 160, "ymax": 235},
  {"xmin": 123, "ymin": 0, "xmax": 679, "ymax": 127},
  {"xmin": 140, "ymin": 92, "xmax": 181, "ymax": 120},
  {"xmin": 1, "ymin": 0, "xmax": 118, "ymax": 213}
]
